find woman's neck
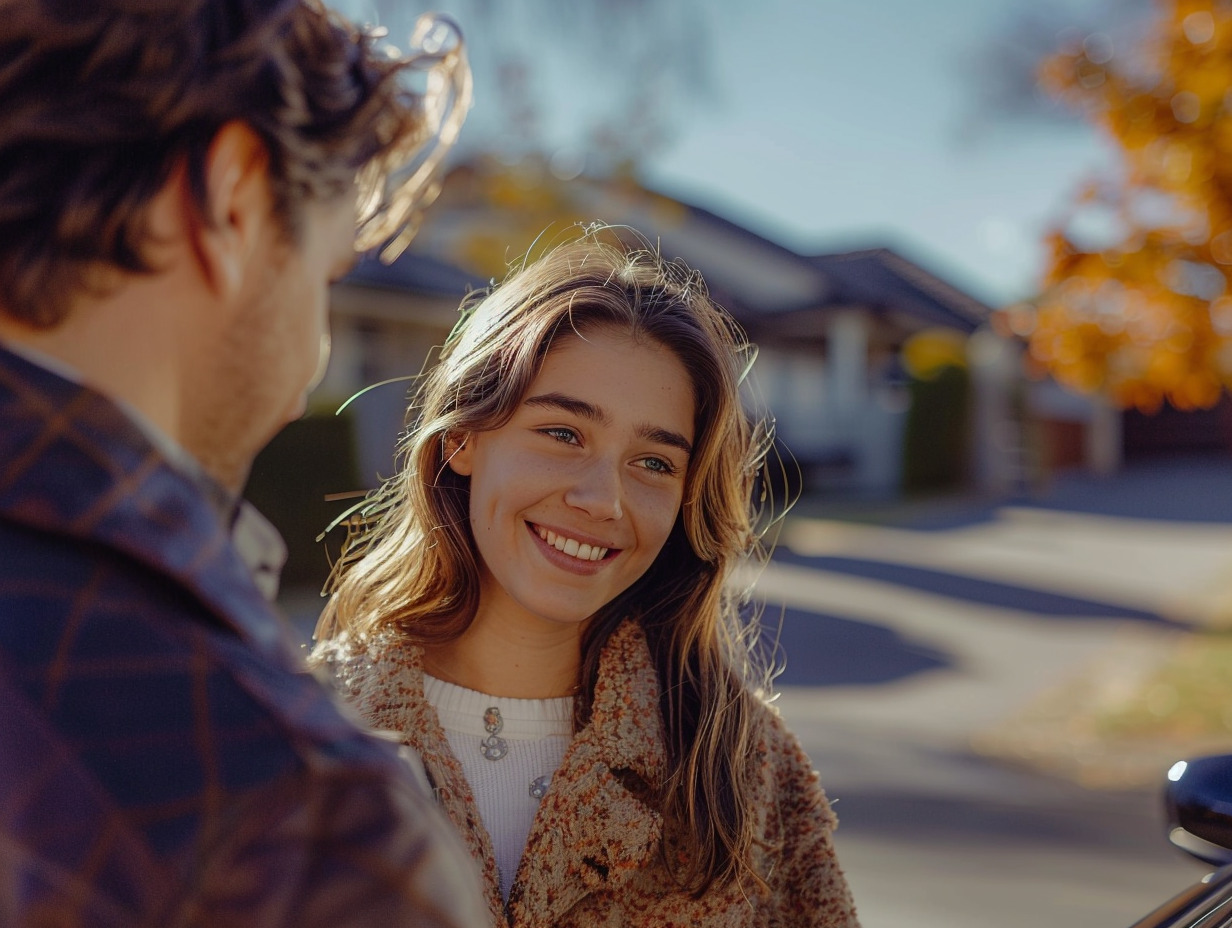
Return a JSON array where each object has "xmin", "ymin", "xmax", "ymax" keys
[{"xmin": 422, "ymin": 612, "xmax": 583, "ymax": 699}]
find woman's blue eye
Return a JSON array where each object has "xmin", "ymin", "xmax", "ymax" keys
[
  {"xmin": 543, "ymin": 427, "xmax": 579, "ymax": 444},
  {"xmin": 643, "ymin": 457, "xmax": 676, "ymax": 475}
]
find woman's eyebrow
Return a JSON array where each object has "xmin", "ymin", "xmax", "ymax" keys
[
  {"xmin": 641, "ymin": 426, "xmax": 692, "ymax": 456},
  {"xmin": 524, "ymin": 392, "xmax": 693, "ymax": 456},
  {"xmin": 524, "ymin": 392, "xmax": 609, "ymax": 423}
]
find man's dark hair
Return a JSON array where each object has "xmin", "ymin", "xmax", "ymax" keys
[{"xmin": 0, "ymin": 0, "xmax": 426, "ymax": 327}]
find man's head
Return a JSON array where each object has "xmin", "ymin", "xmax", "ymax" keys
[
  {"xmin": 0, "ymin": 0, "xmax": 466, "ymax": 489},
  {"xmin": 0, "ymin": 0, "xmax": 429, "ymax": 326}
]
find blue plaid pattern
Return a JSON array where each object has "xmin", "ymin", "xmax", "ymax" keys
[{"xmin": 0, "ymin": 346, "xmax": 485, "ymax": 927}]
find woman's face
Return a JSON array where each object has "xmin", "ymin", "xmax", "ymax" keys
[{"xmin": 447, "ymin": 327, "xmax": 696, "ymax": 636}]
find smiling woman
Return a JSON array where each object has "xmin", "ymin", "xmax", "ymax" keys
[
  {"xmin": 445, "ymin": 331, "xmax": 694, "ymax": 652},
  {"xmin": 311, "ymin": 228, "xmax": 860, "ymax": 928}
]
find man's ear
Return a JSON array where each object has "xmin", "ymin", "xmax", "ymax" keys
[
  {"xmin": 443, "ymin": 432, "xmax": 473, "ymax": 476},
  {"xmin": 191, "ymin": 122, "xmax": 274, "ymax": 301}
]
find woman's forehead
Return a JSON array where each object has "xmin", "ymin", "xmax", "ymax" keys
[{"xmin": 528, "ymin": 330, "xmax": 696, "ymax": 430}]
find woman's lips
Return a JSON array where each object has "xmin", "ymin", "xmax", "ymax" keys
[
  {"xmin": 533, "ymin": 523, "xmax": 610, "ymax": 561},
  {"xmin": 527, "ymin": 522, "xmax": 620, "ymax": 572}
]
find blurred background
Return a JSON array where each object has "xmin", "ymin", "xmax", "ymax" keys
[{"xmin": 254, "ymin": 0, "xmax": 1232, "ymax": 924}]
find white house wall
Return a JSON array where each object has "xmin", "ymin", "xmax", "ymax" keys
[{"xmin": 757, "ymin": 309, "xmax": 905, "ymax": 497}]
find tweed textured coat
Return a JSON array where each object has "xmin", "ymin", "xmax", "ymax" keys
[
  {"xmin": 0, "ymin": 345, "xmax": 485, "ymax": 928},
  {"xmin": 324, "ymin": 619, "xmax": 861, "ymax": 927}
]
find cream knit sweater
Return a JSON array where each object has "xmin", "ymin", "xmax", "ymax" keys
[{"xmin": 423, "ymin": 675, "xmax": 572, "ymax": 901}]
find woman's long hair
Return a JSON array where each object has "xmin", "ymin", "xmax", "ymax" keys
[{"xmin": 315, "ymin": 227, "xmax": 779, "ymax": 895}]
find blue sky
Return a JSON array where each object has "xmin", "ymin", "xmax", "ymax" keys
[
  {"xmin": 345, "ymin": 0, "xmax": 1130, "ymax": 306},
  {"xmin": 640, "ymin": 0, "xmax": 1116, "ymax": 306}
]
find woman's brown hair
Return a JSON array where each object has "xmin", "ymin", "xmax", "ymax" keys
[{"xmin": 316, "ymin": 227, "xmax": 779, "ymax": 895}]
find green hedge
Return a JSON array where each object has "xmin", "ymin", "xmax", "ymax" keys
[
  {"xmin": 243, "ymin": 413, "xmax": 362, "ymax": 591},
  {"xmin": 901, "ymin": 364, "xmax": 971, "ymax": 494}
]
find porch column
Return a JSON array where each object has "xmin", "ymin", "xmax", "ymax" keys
[{"xmin": 828, "ymin": 309, "xmax": 869, "ymax": 435}]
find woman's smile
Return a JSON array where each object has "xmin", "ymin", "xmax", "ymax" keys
[
  {"xmin": 527, "ymin": 521, "xmax": 619, "ymax": 575},
  {"xmin": 530, "ymin": 522, "xmax": 615, "ymax": 562}
]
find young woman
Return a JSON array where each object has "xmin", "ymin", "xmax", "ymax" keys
[{"xmin": 313, "ymin": 231, "xmax": 860, "ymax": 927}]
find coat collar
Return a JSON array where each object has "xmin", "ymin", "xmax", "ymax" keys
[
  {"xmin": 507, "ymin": 619, "xmax": 667, "ymax": 927},
  {"xmin": 351, "ymin": 619, "xmax": 668, "ymax": 927},
  {"xmin": 0, "ymin": 345, "xmax": 294, "ymax": 662}
]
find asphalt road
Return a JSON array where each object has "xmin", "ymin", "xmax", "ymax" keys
[{"xmin": 780, "ymin": 687, "xmax": 1202, "ymax": 928}]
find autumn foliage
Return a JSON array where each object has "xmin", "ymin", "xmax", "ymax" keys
[{"xmin": 1023, "ymin": 0, "xmax": 1232, "ymax": 412}]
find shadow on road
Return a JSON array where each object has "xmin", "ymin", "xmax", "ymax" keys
[
  {"xmin": 758, "ymin": 606, "xmax": 953, "ymax": 687},
  {"xmin": 770, "ymin": 552, "xmax": 1168, "ymax": 623}
]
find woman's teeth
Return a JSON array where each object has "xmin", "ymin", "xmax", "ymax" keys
[{"xmin": 536, "ymin": 525, "xmax": 608, "ymax": 561}]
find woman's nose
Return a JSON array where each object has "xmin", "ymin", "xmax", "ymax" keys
[{"xmin": 564, "ymin": 455, "xmax": 623, "ymax": 521}]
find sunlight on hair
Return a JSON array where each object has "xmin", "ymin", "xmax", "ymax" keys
[{"xmin": 355, "ymin": 13, "xmax": 473, "ymax": 261}]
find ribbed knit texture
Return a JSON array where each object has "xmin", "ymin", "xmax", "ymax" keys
[{"xmin": 423, "ymin": 675, "xmax": 573, "ymax": 902}]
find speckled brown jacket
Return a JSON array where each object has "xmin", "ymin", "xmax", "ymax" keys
[{"xmin": 322, "ymin": 620, "xmax": 860, "ymax": 928}]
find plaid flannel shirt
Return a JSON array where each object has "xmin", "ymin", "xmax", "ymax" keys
[{"xmin": 0, "ymin": 345, "xmax": 486, "ymax": 928}]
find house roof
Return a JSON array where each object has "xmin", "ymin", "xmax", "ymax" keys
[
  {"xmin": 343, "ymin": 250, "xmax": 488, "ymax": 298},
  {"xmin": 567, "ymin": 182, "xmax": 991, "ymax": 331},
  {"xmin": 809, "ymin": 248, "xmax": 991, "ymax": 334},
  {"xmin": 339, "ymin": 165, "xmax": 993, "ymax": 336},
  {"xmin": 578, "ymin": 188, "xmax": 834, "ymax": 316}
]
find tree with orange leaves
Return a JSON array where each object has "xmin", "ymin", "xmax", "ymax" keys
[{"xmin": 1023, "ymin": 0, "xmax": 1232, "ymax": 413}]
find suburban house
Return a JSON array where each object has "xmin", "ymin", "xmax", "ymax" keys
[{"xmin": 315, "ymin": 157, "xmax": 996, "ymax": 498}]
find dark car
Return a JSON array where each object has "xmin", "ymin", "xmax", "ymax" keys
[{"xmin": 1132, "ymin": 756, "xmax": 1232, "ymax": 927}]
